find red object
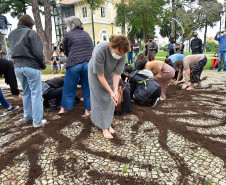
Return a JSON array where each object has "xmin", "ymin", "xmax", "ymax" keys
[{"xmin": 211, "ymin": 59, "xmax": 219, "ymax": 67}]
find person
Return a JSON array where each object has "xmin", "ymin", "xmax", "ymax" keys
[
  {"xmin": 124, "ymin": 60, "xmax": 161, "ymax": 107},
  {"xmin": 167, "ymin": 37, "xmax": 178, "ymax": 57},
  {"xmin": 215, "ymin": 30, "xmax": 226, "ymax": 72},
  {"xmin": 0, "ymin": 58, "xmax": 22, "ymax": 99},
  {"xmin": 133, "ymin": 39, "xmax": 140, "ymax": 61},
  {"xmin": 0, "ymin": 88, "xmax": 19, "ymax": 117},
  {"xmin": 127, "ymin": 40, "xmax": 133, "ymax": 64},
  {"xmin": 191, "ymin": 32, "xmax": 203, "ymax": 54},
  {"xmin": 115, "ymin": 79, "xmax": 132, "ymax": 115},
  {"xmin": 59, "ymin": 41, "xmax": 64, "ymax": 53},
  {"xmin": 165, "ymin": 53, "xmax": 185, "ymax": 81},
  {"xmin": 88, "ymin": 35, "xmax": 130, "ymax": 139},
  {"xmin": 176, "ymin": 41, "xmax": 184, "ymax": 54},
  {"xmin": 174, "ymin": 54, "xmax": 207, "ymax": 90},
  {"xmin": 210, "ymin": 52, "xmax": 219, "ymax": 70},
  {"xmin": 59, "ymin": 52, "xmax": 67, "ymax": 73},
  {"xmin": 147, "ymin": 37, "xmax": 158, "ymax": 61},
  {"xmin": 50, "ymin": 53, "xmax": 60, "ymax": 74},
  {"xmin": 145, "ymin": 60, "xmax": 175, "ymax": 101},
  {"xmin": 144, "ymin": 39, "xmax": 149, "ymax": 57},
  {"xmin": 58, "ymin": 16, "xmax": 93, "ymax": 116},
  {"xmin": 0, "ymin": 42, "xmax": 6, "ymax": 58},
  {"xmin": 8, "ymin": 14, "xmax": 47, "ymax": 127}
]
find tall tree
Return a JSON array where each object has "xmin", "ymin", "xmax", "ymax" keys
[{"xmin": 31, "ymin": 0, "xmax": 52, "ymax": 61}]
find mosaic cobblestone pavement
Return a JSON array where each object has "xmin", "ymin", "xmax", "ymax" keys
[{"xmin": 0, "ymin": 70, "xmax": 225, "ymax": 185}]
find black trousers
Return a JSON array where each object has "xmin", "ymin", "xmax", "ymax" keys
[
  {"xmin": 149, "ymin": 86, "xmax": 162, "ymax": 100},
  {"xmin": 43, "ymin": 87, "xmax": 63, "ymax": 108}
]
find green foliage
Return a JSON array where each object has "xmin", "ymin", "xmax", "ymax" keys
[
  {"xmin": 204, "ymin": 179, "xmax": 213, "ymax": 185},
  {"xmin": 161, "ymin": 44, "xmax": 169, "ymax": 51},
  {"xmin": 122, "ymin": 165, "xmax": 128, "ymax": 173},
  {"xmin": 206, "ymin": 42, "xmax": 219, "ymax": 52}
]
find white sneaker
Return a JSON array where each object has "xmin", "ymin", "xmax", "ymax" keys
[{"xmin": 33, "ymin": 119, "xmax": 47, "ymax": 127}]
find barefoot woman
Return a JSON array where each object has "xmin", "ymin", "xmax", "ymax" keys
[
  {"xmin": 174, "ymin": 54, "xmax": 207, "ymax": 90},
  {"xmin": 88, "ymin": 35, "xmax": 130, "ymax": 139}
]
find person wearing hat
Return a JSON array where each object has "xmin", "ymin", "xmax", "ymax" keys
[{"xmin": 50, "ymin": 53, "xmax": 60, "ymax": 74}]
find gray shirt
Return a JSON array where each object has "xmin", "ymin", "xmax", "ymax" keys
[{"xmin": 88, "ymin": 41, "xmax": 126, "ymax": 130}]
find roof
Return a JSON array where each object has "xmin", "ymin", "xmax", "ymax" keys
[{"xmin": 58, "ymin": 0, "xmax": 122, "ymax": 5}]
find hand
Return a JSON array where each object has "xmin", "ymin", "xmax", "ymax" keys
[
  {"xmin": 175, "ymin": 81, "xmax": 179, "ymax": 85},
  {"xmin": 114, "ymin": 90, "xmax": 119, "ymax": 105},
  {"xmin": 110, "ymin": 92, "xmax": 117, "ymax": 106},
  {"xmin": 195, "ymin": 46, "xmax": 199, "ymax": 48},
  {"xmin": 16, "ymin": 94, "xmax": 22, "ymax": 100},
  {"xmin": 182, "ymin": 84, "xmax": 187, "ymax": 89}
]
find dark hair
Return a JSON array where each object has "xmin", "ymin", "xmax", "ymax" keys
[
  {"xmin": 136, "ymin": 53, "xmax": 146, "ymax": 61},
  {"xmin": 136, "ymin": 59, "xmax": 147, "ymax": 70},
  {"xmin": 165, "ymin": 58, "xmax": 171, "ymax": 65},
  {"xmin": 109, "ymin": 35, "xmax": 130, "ymax": 53},
  {"xmin": 149, "ymin": 36, "xmax": 153, "ymax": 39},
  {"xmin": 124, "ymin": 65, "xmax": 134, "ymax": 74},
  {"xmin": 174, "ymin": 59, "xmax": 183, "ymax": 71},
  {"xmin": 18, "ymin": 15, "xmax": 35, "ymax": 27}
]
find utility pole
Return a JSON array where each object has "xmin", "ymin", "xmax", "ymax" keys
[
  {"xmin": 89, "ymin": 0, "xmax": 95, "ymax": 46},
  {"xmin": 171, "ymin": 0, "xmax": 176, "ymax": 39}
]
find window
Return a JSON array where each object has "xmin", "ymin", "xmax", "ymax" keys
[
  {"xmin": 101, "ymin": 7, "xmax": 106, "ymax": 18},
  {"xmin": 82, "ymin": 7, "xmax": 87, "ymax": 18}
]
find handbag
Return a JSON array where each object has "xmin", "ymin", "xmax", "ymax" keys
[{"xmin": 115, "ymin": 86, "xmax": 125, "ymax": 112}]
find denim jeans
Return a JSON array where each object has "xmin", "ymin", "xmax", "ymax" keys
[
  {"xmin": 15, "ymin": 67, "xmax": 43, "ymax": 125},
  {"xmin": 61, "ymin": 62, "xmax": 90, "ymax": 110},
  {"xmin": 0, "ymin": 88, "xmax": 10, "ymax": 109},
  {"xmin": 127, "ymin": 52, "xmax": 133, "ymax": 64},
  {"xmin": 218, "ymin": 51, "xmax": 226, "ymax": 70}
]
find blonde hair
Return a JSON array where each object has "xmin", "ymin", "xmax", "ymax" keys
[{"xmin": 109, "ymin": 35, "xmax": 130, "ymax": 53}]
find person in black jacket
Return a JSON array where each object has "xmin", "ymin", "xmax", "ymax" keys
[
  {"xmin": 42, "ymin": 77, "xmax": 80, "ymax": 110},
  {"xmin": 124, "ymin": 60, "xmax": 161, "ymax": 107},
  {"xmin": 58, "ymin": 16, "xmax": 93, "ymax": 116},
  {"xmin": 191, "ymin": 32, "xmax": 203, "ymax": 54},
  {"xmin": 9, "ymin": 14, "xmax": 47, "ymax": 127}
]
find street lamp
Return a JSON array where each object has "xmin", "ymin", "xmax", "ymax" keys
[
  {"xmin": 88, "ymin": 0, "xmax": 95, "ymax": 47},
  {"xmin": 110, "ymin": 23, "xmax": 114, "ymax": 35}
]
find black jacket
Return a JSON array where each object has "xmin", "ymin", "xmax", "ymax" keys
[
  {"xmin": 129, "ymin": 70, "xmax": 160, "ymax": 105},
  {"xmin": 0, "ymin": 58, "xmax": 20, "ymax": 95},
  {"xmin": 8, "ymin": 25, "xmax": 46, "ymax": 69},
  {"xmin": 45, "ymin": 77, "xmax": 64, "ymax": 89},
  {"xmin": 63, "ymin": 29, "xmax": 93, "ymax": 68},
  {"xmin": 191, "ymin": 38, "xmax": 202, "ymax": 54}
]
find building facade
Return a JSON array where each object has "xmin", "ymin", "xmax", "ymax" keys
[{"xmin": 54, "ymin": 0, "xmax": 124, "ymax": 44}]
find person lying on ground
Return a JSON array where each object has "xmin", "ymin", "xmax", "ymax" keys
[{"xmin": 174, "ymin": 54, "xmax": 207, "ymax": 90}]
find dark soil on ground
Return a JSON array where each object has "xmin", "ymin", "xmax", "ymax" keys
[{"xmin": 0, "ymin": 80, "xmax": 225, "ymax": 184}]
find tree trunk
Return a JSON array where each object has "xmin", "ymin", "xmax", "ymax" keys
[
  {"xmin": 203, "ymin": 19, "xmax": 208, "ymax": 52},
  {"xmin": 142, "ymin": 12, "xmax": 147, "ymax": 42},
  {"xmin": 171, "ymin": 0, "xmax": 176, "ymax": 38},
  {"xmin": 31, "ymin": 0, "xmax": 52, "ymax": 62},
  {"xmin": 121, "ymin": 0, "xmax": 125, "ymax": 35}
]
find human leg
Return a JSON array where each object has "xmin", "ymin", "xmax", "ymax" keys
[
  {"xmin": 223, "ymin": 51, "xmax": 226, "ymax": 70},
  {"xmin": 0, "ymin": 88, "xmax": 10, "ymax": 109},
  {"xmin": 60, "ymin": 64, "xmax": 81, "ymax": 111},
  {"xmin": 15, "ymin": 67, "xmax": 32, "ymax": 121},
  {"xmin": 218, "ymin": 51, "xmax": 223, "ymax": 71},
  {"xmin": 24, "ymin": 67, "xmax": 43, "ymax": 125}
]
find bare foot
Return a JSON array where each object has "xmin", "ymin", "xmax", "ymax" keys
[
  {"xmin": 103, "ymin": 129, "xmax": 113, "ymax": 139},
  {"xmin": 85, "ymin": 109, "xmax": 91, "ymax": 117},
  {"xmin": 108, "ymin": 126, "xmax": 115, "ymax": 134},
  {"xmin": 196, "ymin": 83, "xmax": 202, "ymax": 87},
  {"xmin": 58, "ymin": 107, "xmax": 65, "ymax": 114},
  {"xmin": 186, "ymin": 86, "xmax": 194, "ymax": 90}
]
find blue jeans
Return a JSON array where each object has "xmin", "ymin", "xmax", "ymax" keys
[
  {"xmin": 61, "ymin": 62, "xmax": 90, "ymax": 110},
  {"xmin": 127, "ymin": 52, "xmax": 133, "ymax": 64},
  {"xmin": 15, "ymin": 67, "xmax": 43, "ymax": 125},
  {"xmin": 0, "ymin": 88, "xmax": 10, "ymax": 109},
  {"xmin": 218, "ymin": 51, "xmax": 226, "ymax": 70}
]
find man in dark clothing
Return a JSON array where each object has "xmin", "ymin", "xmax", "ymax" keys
[
  {"xmin": 191, "ymin": 32, "xmax": 203, "ymax": 54},
  {"xmin": 9, "ymin": 14, "xmax": 47, "ymax": 127}
]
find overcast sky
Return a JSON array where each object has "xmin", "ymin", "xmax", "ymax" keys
[{"xmin": 3, "ymin": 0, "xmax": 225, "ymax": 44}]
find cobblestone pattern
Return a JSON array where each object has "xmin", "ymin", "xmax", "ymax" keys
[{"xmin": 0, "ymin": 71, "xmax": 225, "ymax": 184}]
